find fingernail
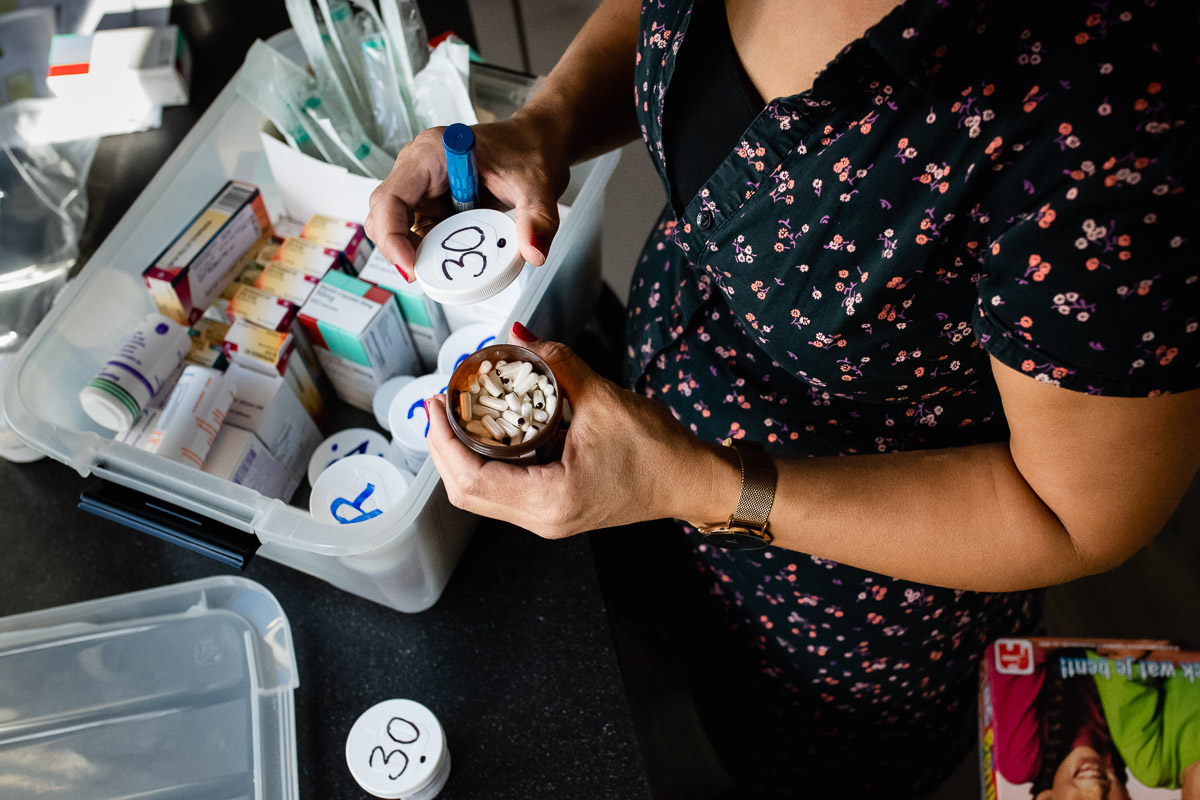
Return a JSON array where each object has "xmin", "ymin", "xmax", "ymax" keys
[
  {"xmin": 394, "ymin": 262, "xmax": 415, "ymax": 283},
  {"xmin": 422, "ymin": 398, "xmax": 430, "ymax": 415},
  {"xmin": 512, "ymin": 321, "xmax": 538, "ymax": 342},
  {"xmin": 529, "ymin": 234, "xmax": 549, "ymax": 265}
]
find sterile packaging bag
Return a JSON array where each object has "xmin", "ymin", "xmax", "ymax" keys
[{"xmin": 411, "ymin": 38, "xmax": 477, "ymax": 130}]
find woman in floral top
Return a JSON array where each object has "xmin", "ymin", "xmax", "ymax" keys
[{"xmin": 367, "ymin": 0, "xmax": 1199, "ymax": 794}]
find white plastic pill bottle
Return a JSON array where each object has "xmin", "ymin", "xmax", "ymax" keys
[
  {"xmin": 79, "ymin": 312, "xmax": 191, "ymax": 431},
  {"xmin": 346, "ymin": 699, "xmax": 450, "ymax": 800},
  {"xmin": 388, "ymin": 373, "xmax": 448, "ymax": 472}
]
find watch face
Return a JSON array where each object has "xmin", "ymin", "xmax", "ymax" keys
[{"xmin": 702, "ymin": 529, "xmax": 770, "ymax": 551}]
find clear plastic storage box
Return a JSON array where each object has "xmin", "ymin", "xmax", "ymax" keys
[
  {"xmin": 0, "ymin": 577, "xmax": 299, "ymax": 800},
  {"xmin": 0, "ymin": 32, "xmax": 618, "ymax": 612}
]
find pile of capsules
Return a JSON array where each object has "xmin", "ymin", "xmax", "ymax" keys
[{"xmin": 457, "ymin": 359, "xmax": 569, "ymax": 446}]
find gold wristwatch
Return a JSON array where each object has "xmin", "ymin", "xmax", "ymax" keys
[{"xmin": 696, "ymin": 438, "xmax": 777, "ymax": 550}]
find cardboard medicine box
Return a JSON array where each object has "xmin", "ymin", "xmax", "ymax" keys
[
  {"xmin": 252, "ymin": 237, "xmax": 347, "ymax": 306},
  {"xmin": 47, "ymin": 24, "xmax": 191, "ymax": 108},
  {"xmin": 214, "ymin": 282, "xmax": 299, "ymax": 333},
  {"xmin": 358, "ymin": 246, "xmax": 449, "ymax": 372},
  {"xmin": 222, "ymin": 318, "xmax": 294, "ymax": 376},
  {"xmin": 979, "ymin": 637, "xmax": 1200, "ymax": 799},
  {"xmin": 185, "ymin": 318, "xmax": 230, "ymax": 371},
  {"xmin": 202, "ymin": 425, "xmax": 299, "ymax": 501},
  {"xmin": 299, "ymin": 214, "xmax": 371, "ymax": 271},
  {"xmin": 299, "ymin": 271, "xmax": 419, "ymax": 411},
  {"xmin": 142, "ymin": 180, "xmax": 272, "ymax": 325},
  {"xmin": 222, "ymin": 361, "xmax": 321, "ymax": 481}
]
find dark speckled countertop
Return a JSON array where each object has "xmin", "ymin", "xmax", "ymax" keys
[
  {"xmin": 0, "ymin": 2, "xmax": 651, "ymax": 797},
  {"xmin": 0, "ymin": 456, "xmax": 651, "ymax": 799}
]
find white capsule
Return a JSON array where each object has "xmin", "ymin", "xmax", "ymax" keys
[
  {"xmin": 513, "ymin": 372, "xmax": 540, "ymax": 396},
  {"xmin": 520, "ymin": 421, "xmax": 533, "ymax": 432},
  {"xmin": 515, "ymin": 361, "xmax": 533, "ymax": 381},
  {"xmin": 522, "ymin": 427, "xmax": 538, "ymax": 444},
  {"xmin": 504, "ymin": 392, "xmax": 521, "ymax": 411},
  {"xmin": 468, "ymin": 375, "xmax": 480, "ymax": 395},
  {"xmin": 496, "ymin": 360, "xmax": 507, "ymax": 368},
  {"xmin": 478, "ymin": 360, "xmax": 492, "ymax": 375},
  {"xmin": 502, "ymin": 409, "xmax": 524, "ymax": 427},
  {"xmin": 545, "ymin": 394, "xmax": 557, "ymax": 416},
  {"xmin": 496, "ymin": 417, "xmax": 520, "ymax": 438},
  {"xmin": 562, "ymin": 397, "xmax": 573, "ymax": 423},
  {"xmin": 481, "ymin": 373, "xmax": 503, "ymax": 397},
  {"xmin": 533, "ymin": 389, "xmax": 544, "ymax": 409},
  {"xmin": 497, "ymin": 360, "xmax": 523, "ymax": 378},
  {"xmin": 520, "ymin": 402, "xmax": 533, "ymax": 419},
  {"xmin": 458, "ymin": 392, "xmax": 472, "ymax": 421},
  {"xmin": 542, "ymin": 381, "xmax": 556, "ymax": 397},
  {"xmin": 466, "ymin": 420, "xmax": 489, "ymax": 437},
  {"xmin": 477, "ymin": 395, "xmax": 508, "ymax": 412},
  {"xmin": 475, "ymin": 405, "xmax": 501, "ymax": 419},
  {"xmin": 532, "ymin": 409, "xmax": 548, "ymax": 423},
  {"xmin": 482, "ymin": 415, "xmax": 504, "ymax": 439}
]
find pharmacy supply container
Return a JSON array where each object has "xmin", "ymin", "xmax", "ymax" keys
[
  {"xmin": 0, "ymin": 576, "xmax": 299, "ymax": 800},
  {"xmin": 0, "ymin": 30, "xmax": 619, "ymax": 612}
]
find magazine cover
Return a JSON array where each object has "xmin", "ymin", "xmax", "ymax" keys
[{"xmin": 980, "ymin": 638, "xmax": 1200, "ymax": 800}]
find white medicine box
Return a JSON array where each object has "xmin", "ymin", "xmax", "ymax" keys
[{"xmin": 48, "ymin": 25, "xmax": 191, "ymax": 108}]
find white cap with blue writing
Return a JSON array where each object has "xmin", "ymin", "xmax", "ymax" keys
[
  {"xmin": 388, "ymin": 373, "xmax": 449, "ymax": 473},
  {"xmin": 346, "ymin": 698, "xmax": 450, "ymax": 799},
  {"xmin": 373, "ymin": 375, "xmax": 416, "ymax": 431},
  {"xmin": 307, "ymin": 428, "xmax": 394, "ymax": 486},
  {"xmin": 413, "ymin": 209, "xmax": 523, "ymax": 306},
  {"xmin": 435, "ymin": 322, "xmax": 500, "ymax": 376},
  {"xmin": 309, "ymin": 455, "xmax": 410, "ymax": 526}
]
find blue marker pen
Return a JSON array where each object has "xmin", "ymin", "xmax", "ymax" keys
[{"xmin": 443, "ymin": 123, "xmax": 478, "ymax": 212}]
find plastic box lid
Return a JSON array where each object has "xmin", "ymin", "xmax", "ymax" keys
[{"xmin": 0, "ymin": 576, "xmax": 299, "ymax": 799}]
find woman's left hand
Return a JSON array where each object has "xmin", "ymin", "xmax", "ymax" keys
[{"xmin": 424, "ymin": 326, "xmax": 736, "ymax": 538}]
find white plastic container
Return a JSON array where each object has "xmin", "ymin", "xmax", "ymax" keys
[
  {"xmin": 0, "ymin": 576, "xmax": 299, "ymax": 800},
  {"xmin": 78, "ymin": 311, "xmax": 190, "ymax": 431},
  {"xmin": 0, "ymin": 31, "xmax": 618, "ymax": 613},
  {"xmin": 388, "ymin": 373, "xmax": 449, "ymax": 474},
  {"xmin": 436, "ymin": 322, "xmax": 500, "ymax": 377}
]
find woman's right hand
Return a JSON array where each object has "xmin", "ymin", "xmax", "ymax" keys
[{"xmin": 365, "ymin": 113, "xmax": 572, "ymax": 281}]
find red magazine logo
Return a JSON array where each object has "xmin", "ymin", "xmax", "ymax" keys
[{"xmin": 995, "ymin": 639, "xmax": 1034, "ymax": 675}]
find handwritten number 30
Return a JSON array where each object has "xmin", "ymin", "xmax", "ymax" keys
[
  {"xmin": 368, "ymin": 717, "xmax": 422, "ymax": 780},
  {"xmin": 441, "ymin": 226, "xmax": 488, "ymax": 281}
]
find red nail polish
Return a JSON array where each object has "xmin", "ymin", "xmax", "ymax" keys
[
  {"xmin": 512, "ymin": 321, "xmax": 538, "ymax": 343},
  {"xmin": 394, "ymin": 263, "xmax": 413, "ymax": 283},
  {"xmin": 529, "ymin": 234, "xmax": 549, "ymax": 263}
]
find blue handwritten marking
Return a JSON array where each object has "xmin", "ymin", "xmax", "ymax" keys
[
  {"xmin": 408, "ymin": 399, "xmax": 430, "ymax": 437},
  {"xmin": 330, "ymin": 483, "xmax": 383, "ymax": 524},
  {"xmin": 325, "ymin": 438, "xmax": 370, "ymax": 471}
]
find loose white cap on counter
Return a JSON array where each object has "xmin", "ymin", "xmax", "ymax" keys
[
  {"xmin": 413, "ymin": 209, "xmax": 523, "ymax": 306},
  {"xmin": 435, "ymin": 322, "xmax": 499, "ymax": 376},
  {"xmin": 387, "ymin": 374, "xmax": 448, "ymax": 473},
  {"xmin": 307, "ymin": 428, "xmax": 394, "ymax": 486},
  {"xmin": 346, "ymin": 699, "xmax": 450, "ymax": 800},
  {"xmin": 309, "ymin": 454, "xmax": 410, "ymax": 526},
  {"xmin": 373, "ymin": 375, "xmax": 415, "ymax": 431}
]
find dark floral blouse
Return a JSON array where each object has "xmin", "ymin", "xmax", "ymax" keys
[{"xmin": 622, "ymin": 0, "xmax": 1197, "ymax": 794}]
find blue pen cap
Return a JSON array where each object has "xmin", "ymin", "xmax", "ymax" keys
[{"xmin": 443, "ymin": 124, "xmax": 478, "ymax": 206}]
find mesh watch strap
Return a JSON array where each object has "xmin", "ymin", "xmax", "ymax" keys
[{"xmin": 727, "ymin": 440, "xmax": 776, "ymax": 529}]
